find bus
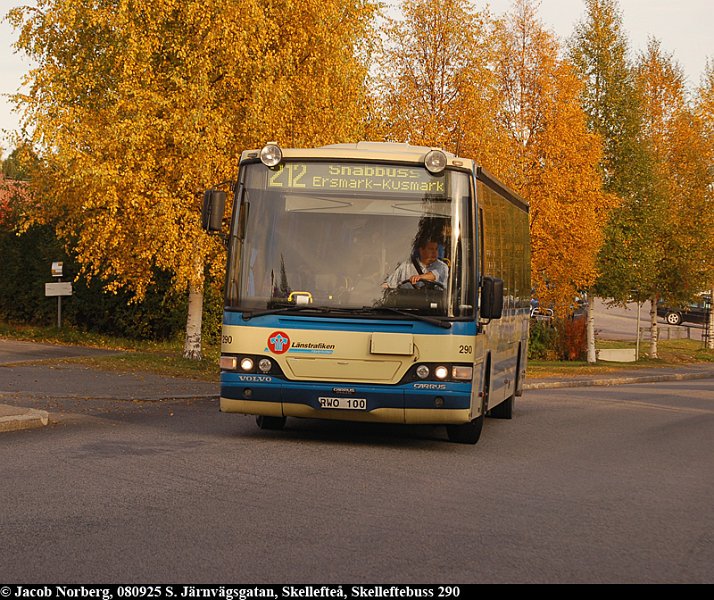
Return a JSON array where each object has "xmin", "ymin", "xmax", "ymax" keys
[{"xmin": 202, "ymin": 142, "xmax": 530, "ymax": 444}]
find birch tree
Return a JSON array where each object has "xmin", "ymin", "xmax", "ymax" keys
[
  {"xmin": 695, "ymin": 60, "xmax": 714, "ymax": 350},
  {"xmin": 491, "ymin": 0, "xmax": 616, "ymax": 315},
  {"xmin": 8, "ymin": 0, "xmax": 377, "ymax": 359},
  {"xmin": 568, "ymin": 0, "xmax": 664, "ymax": 360},
  {"xmin": 375, "ymin": 0, "xmax": 493, "ymax": 154},
  {"xmin": 378, "ymin": 0, "xmax": 614, "ymax": 324},
  {"xmin": 635, "ymin": 39, "xmax": 714, "ymax": 356}
]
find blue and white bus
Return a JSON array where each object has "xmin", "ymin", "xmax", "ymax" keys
[{"xmin": 203, "ymin": 142, "xmax": 530, "ymax": 444}]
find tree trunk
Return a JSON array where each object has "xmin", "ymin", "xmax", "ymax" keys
[
  {"xmin": 587, "ymin": 294, "xmax": 596, "ymax": 363},
  {"xmin": 649, "ymin": 294, "xmax": 658, "ymax": 359},
  {"xmin": 183, "ymin": 281, "xmax": 204, "ymax": 360}
]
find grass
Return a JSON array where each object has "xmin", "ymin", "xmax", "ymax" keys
[
  {"xmin": 528, "ymin": 338, "xmax": 714, "ymax": 379},
  {"xmin": 0, "ymin": 322, "xmax": 220, "ymax": 381},
  {"xmin": 1, "ymin": 321, "xmax": 712, "ymax": 382}
]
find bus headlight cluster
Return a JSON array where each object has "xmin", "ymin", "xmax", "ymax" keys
[
  {"xmin": 413, "ymin": 364, "xmax": 473, "ymax": 382},
  {"xmin": 219, "ymin": 355, "xmax": 274, "ymax": 374}
]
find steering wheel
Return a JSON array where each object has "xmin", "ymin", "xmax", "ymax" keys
[{"xmin": 398, "ymin": 279, "xmax": 445, "ymax": 290}]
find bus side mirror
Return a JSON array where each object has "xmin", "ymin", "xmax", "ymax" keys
[
  {"xmin": 481, "ymin": 276, "xmax": 504, "ymax": 320},
  {"xmin": 202, "ymin": 190, "xmax": 226, "ymax": 232}
]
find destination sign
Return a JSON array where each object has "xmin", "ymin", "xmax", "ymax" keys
[{"xmin": 266, "ymin": 162, "xmax": 447, "ymax": 195}]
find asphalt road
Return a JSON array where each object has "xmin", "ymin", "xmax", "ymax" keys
[
  {"xmin": 1, "ymin": 376, "xmax": 712, "ymax": 584},
  {"xmin": 0, "ymin": 338, "xmax": 119, "ymax": 364}
]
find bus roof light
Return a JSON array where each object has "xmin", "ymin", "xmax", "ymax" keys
[
  {"xmin": 424, "ymin": 149, "xmax": 447, "ymax": 174},
  {"xmin": 260, "ymin": 143, "xmax": 283, "ymax": 167}
]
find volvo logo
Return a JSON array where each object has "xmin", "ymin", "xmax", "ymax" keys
[
  {"xmin": 332, "ymin": 387, "xmax": 356, "ymax": 394},
  {"xmin": 239, "ymin": 375, "xmax": 273, "ymax": 382}
]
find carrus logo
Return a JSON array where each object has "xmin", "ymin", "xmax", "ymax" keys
[{"xmin": 267, "ymin": 331, "xmax": 290, "ymax": 354}]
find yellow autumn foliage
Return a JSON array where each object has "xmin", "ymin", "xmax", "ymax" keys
[
  {"xmin": 378, "ymin": 0, "xmax": 617, "ymax": 313},
  {"xmin": 9, "ymin": 0, "xmax": 378, "ymax": 299},
  {"xmin": 376, "ymin": 0, "xmax": 492, "ymax": 153}
]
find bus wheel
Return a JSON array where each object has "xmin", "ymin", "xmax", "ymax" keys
[
  {"xmin": 446, "ymin": 415, "xmax": 484, "ymax": 444},
  {"xmin": 256, "ymin": 415, "xmax": 286, "ymax": 430},
  {"xmin": 488, "ymin": 395, "xmax": 514, "ymax": 419}
]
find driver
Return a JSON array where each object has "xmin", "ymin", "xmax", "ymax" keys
[{"xmin": 383, "ymin": 238, "xmax": 449, "ymax": 289}]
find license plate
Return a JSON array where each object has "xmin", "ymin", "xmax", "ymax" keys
[{"xmin": 318, "ymin": 397, "xmax": 367, "ymax": 410}]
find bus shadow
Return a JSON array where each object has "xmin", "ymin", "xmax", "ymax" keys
[{"xmin": 240, "ymin": 417, "xmax": 458, "ymax": 449}]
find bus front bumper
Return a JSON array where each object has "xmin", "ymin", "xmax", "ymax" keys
[{"xmin": 220, "ymin": 375, "xmax": 474, "ymax": 425}]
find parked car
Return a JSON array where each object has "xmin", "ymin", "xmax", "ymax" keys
[
  {"xmin": 529, "ymin": 293, "xmax": 587, "ymax": 320},
  {"xmin": 529, "ymin": 295, "xmax": 553, "ymax": 320},
  {"xmin": 656, "ymin": 295, "xmax": 711, "ymax": 326},
  {"xmin": 530, "ymin": 305, "xmax": 554, "ymax": 320}
]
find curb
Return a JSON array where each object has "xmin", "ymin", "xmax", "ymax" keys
[
  {"xmin": 1, "ymin": 370, "xmax": 711, "ymax": 432},
  {"xmin": 0, "ymin": 407, "xmax": 49, "ymax": 432},
  {"xmin": 524, "ymin": 370, "xmax": 714, "ymax": 390}
]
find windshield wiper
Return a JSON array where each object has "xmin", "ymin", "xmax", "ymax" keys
[
  {"xmin": 359, "ymin": 306, "xmax": 452, "ymax": 329},
  {"xmin": 242, "ymin": 304, "xmax": 451, "ymax": 328},
  {"xmin": 241, "ymin": 305, "xmax": 333, "ymax": 320}
]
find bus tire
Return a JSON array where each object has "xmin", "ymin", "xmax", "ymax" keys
[
  {"xmin": 447, "ymin": 390, "xmax": 486, "ymax": 444},
  {"xmin": 488, "ymin": 394, "xmax": 514, "ymax": 419},
  {"xmin": 446, "ymin": 415, "xmax": 484, "ymax": 444},
  {"xmin": 256, "ymin": 415, "xmax": 286, "ymax": 430}
]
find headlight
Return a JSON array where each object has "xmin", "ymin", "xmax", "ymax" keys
[
  {"xmin": 260, "ymin": 143, "xmax": 282, "ymax": 167},
  {"xmin": 424, "ymin": 149, "xmax": 447, "ymax": 174},
  {"xmin": 258, "ymin": 358, "xmax": 272, "ymax": 373},
  {"xmin": 219, "ymin": 356, "xmax": 237, "ymax": 370},
  {"xmin": 434, "ymin": 365, "xmax": 449, "ymax": 380},
  {"xmin": 452, "ymin": 366, "xmax": 473, "ymax": 381},
  {"xmin": 416, "ymin": 365, "xmax": 430, "ymax": 379},
  {"xmin": 240, "ymin": 357, "xmax": 254, "ymax": 371}
]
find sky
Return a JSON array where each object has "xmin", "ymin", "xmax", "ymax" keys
[{"xmin": 1, "ymin": 0, "xmax": 713, "ymax": 158}]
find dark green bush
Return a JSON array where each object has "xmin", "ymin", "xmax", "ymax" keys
[
  {"xmin": 0, "ymin": 223, "xmax": 65, "ymax": 325},
  {"xmin": 0, "ymin": 221, "xmax": 223, "ymax": 342},
  {"xmin": 529, "ymin": 315, "xmax": 588, "ymax": 361},
  {"xmin": 528, "ymin": 319, "xmax": 559, "ymax": 360}
]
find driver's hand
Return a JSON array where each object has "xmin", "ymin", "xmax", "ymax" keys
[{"xmin": 409, "ymin": 274, "xmax": 421, "ymax": 285}]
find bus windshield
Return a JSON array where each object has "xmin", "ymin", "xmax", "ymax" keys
[{"xmin": 226, "ymin": 161, "xmax": 475, "ymax": 319}]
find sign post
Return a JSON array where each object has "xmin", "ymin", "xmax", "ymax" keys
[{"xmin": 45, "ymin": 262, "xmax": 72, "ymax": 328}]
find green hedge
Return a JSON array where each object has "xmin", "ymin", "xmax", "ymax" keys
[
  {"xmin": 0, "ymin": 222, "xmax": 222, "ymax": 342},
  {"xmin": 529, "ymin": 316, "xmax": 588, "ymax": 361}
]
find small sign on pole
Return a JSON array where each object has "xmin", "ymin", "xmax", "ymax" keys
[
  {"xmin": 44, "ymin": 282, "xmax": 72, "ymax": 297},
  {"xmin": 46, "ymin": 261, "xmax": 71, "ymax": 328}
]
